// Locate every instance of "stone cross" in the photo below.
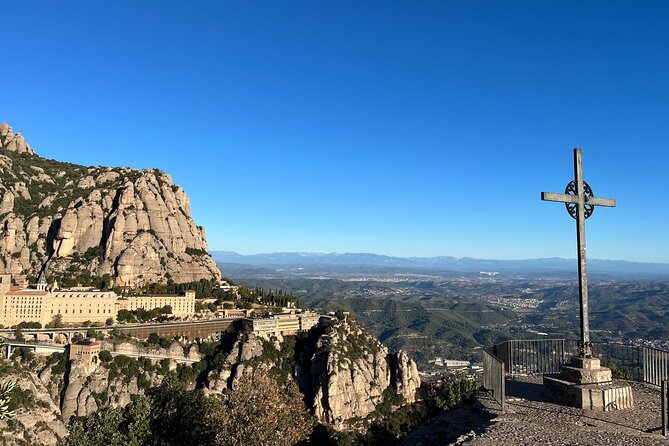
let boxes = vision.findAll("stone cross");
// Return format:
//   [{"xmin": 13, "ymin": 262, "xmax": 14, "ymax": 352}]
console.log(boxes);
[{"xmin": 541, "ymin": 148, "xmax": 616, "ymax": 358}]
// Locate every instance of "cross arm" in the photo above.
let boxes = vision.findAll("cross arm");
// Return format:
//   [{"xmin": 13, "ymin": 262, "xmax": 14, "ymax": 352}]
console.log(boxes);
[
  {"xmin": 586, "ymin": 197, "xmax": 616, "ymax": 207},
  {"xmin": 541, "ymin": 192, "xmax": 616, "ymax": 207},
  {"xmin": 541, "ymin": 192, "xmax": 578, "ymax": 204}
]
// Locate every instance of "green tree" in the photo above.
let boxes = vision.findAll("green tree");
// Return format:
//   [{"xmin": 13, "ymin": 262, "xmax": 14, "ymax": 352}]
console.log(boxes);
[
  {"xmin": 117, "ymin": 310, "xmax": 136, "ymax": 323},
  {"xmin": 147, "ymin": 333, "xmax": 161, "ymax": 345},
  {"xmin": 146, "ymin": 379, "xmax": 217, "ymax": 446},
  {"xmin": 125, "ymin": 397, "xmax": 152, "ymax": 446},
  {"xmin": 99, "ymin": 350, "xmax": 113, "ymax": 363},
  {"xmin": 47, "ymin": 314, "xmax": 64, "ymax": 328},
  {"xmin": 61, "ymin": 407, "xmax": 126, "ymax": 446},
  {"xmin": 210, "ymin": 369, "xmax": 313, "ymax": 446}
]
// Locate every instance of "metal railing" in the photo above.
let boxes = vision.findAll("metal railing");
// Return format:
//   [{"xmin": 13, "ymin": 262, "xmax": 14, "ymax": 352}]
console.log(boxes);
[
  {"xmin": 482, "ymin": 348, "xmax": 505, "ymax": 411},
  {"xmin": 493, "ymin": 339, "xmax": 567, "ymax": 375},
  {"xmin": 492, "ymin": 338, "xmax": 669, "ymax": 386},
  {"xmin": 587, "ymin": 341, "xmax": 641, "ymax": 381},
  {"xmin": 643, "ymin": 347, "xmax": 669, "ymax": 387},
  {"xmin": 488, "ymin": 338, "xmax": 669, "ymax": 436},
  {"xmin": 662, "ymin": 380, "xmax": 668, "ymax": 437}
]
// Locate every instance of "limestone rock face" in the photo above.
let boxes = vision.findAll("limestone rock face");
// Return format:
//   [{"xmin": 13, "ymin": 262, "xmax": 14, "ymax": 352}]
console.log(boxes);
[
  {"xmin": 8, "ymin": 321, "xmax": 420, "ymax": 441},
  {"xmin": 306, "ymin": 320, "xmax": 390, "ymax": 428},
  {"xmin": 205, "ymin": 332, "xmax": 267, "ymax": 392},
  {"xmin": 297, "ymin": 318, "xmax": 422, "ymax": 430},
  {"xmin": 0, "ymin": 122, "xmax": 35, "ymax": 155},
  {"xmin": 0, "ymin": 371, "xmax": 67, "ymax": 446},
  {"xmin": 390, "ymin": 350, "xmax": 421, "ymax": 403},
  {"xmin": 0, "ymin": 122, "xmax": 220, "ymax": 286},
  {"xmin": 59, "ymin": 358, "xmax": 163, "ymax": 422},
  {"xmin": 200, "ymin": 320, "xmax": 421, "ymax": 430}
]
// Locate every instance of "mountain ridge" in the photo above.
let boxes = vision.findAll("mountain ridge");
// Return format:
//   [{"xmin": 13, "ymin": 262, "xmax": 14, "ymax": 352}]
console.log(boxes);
[{"xmin": 212, "ymin": 251, "xmax": 669, "ymax": 277}]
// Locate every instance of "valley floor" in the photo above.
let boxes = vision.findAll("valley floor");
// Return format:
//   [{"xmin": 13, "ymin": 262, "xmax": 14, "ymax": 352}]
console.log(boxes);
[{"xmin": 404, "ymin": 377, "xmax": 666, "ymax": 446}]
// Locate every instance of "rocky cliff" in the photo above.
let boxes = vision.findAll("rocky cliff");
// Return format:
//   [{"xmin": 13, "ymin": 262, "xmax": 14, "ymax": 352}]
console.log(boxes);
[
  {"xmin": 203, "ymin": 319, "xmax": 420, "ymax": 430},
  {"xmin": 0, "ymin": 318, "xmax": 421, "ymax": 444},
  {"xmin": 298, "ymin": 317, "xmax": 420, "ymax": 429},
  {"xmin": 0, "ymin": 122, "xmax": 220, "ymax": 286}
]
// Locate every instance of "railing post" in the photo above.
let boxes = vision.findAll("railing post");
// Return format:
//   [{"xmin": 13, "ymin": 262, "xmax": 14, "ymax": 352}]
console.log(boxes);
[
  {"xmin": 643, "ymin": 347, "xmax": 647, "ymax": 384},
  {"xmin": 509, "ymin": 341, "xmax": 513, "ymax": 375},
  {"xmin": 500, "ymin": 361, "xmax": 506, "ymax": 412},
  {"xmin": 662, "ymin": 380, "xmax": 668, "ymax": 437}
]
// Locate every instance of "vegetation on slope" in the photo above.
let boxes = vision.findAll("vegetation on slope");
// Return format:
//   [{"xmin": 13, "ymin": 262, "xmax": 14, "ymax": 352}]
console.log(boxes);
[{"xmin": 59, "ymin": 370, "xmax": 312, "ymax": 446}]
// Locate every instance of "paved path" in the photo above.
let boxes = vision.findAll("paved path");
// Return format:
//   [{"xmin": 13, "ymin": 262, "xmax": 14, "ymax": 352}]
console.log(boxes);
[{"xmin": 403, "ymin": 377, "xmax": 667, "ymax": 446}]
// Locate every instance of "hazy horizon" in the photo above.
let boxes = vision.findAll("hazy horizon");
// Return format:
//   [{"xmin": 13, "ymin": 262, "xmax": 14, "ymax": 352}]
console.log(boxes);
[{"xmin": 211, "ymin": 250, "xmax": 669, "ymax": 266}]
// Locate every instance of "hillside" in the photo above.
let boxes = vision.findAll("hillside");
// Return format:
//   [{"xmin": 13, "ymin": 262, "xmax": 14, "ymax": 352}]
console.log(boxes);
[
  {"xmin": 0, "ymin": 316, "xmax": 430, "ymax": 445},
  {"xmin": 0, "ymin": 123, "xmax": 220, "ymax": 286}
]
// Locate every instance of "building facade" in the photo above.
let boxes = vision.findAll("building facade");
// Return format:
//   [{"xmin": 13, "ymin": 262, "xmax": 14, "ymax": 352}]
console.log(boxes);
[
  {"xmin": 69, "ymin": 339, "xmax": 101, "ymax": 373},
  {"xmin": 0, "ymin": 275, "xmax": 196, "ymax": 327},
  {"xmin": 243, "ymin": 311, "xmax": 321, "ymax": 336},
  {"xmin": 117, "ymin": 290, "xmax": 195, "ymax": 318}
]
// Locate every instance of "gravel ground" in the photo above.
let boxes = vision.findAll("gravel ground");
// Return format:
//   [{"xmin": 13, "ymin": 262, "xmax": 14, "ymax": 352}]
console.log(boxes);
[{"xmin": 402, "ymin": 377, "xmax": 668, "ymax": 446}]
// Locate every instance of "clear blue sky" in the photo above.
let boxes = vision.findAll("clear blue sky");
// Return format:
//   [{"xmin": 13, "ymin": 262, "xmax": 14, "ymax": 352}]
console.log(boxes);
[{"xmin": 2, "ymin": 1, "xmax": 668, "ymax": 262}]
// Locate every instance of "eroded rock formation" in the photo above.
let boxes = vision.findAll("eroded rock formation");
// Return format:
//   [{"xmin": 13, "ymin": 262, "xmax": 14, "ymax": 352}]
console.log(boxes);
[
  {"xmin": 1, "ymin": 318, "xmax": 421, "ymax": 444},
  {"xmin": 0, "ymin": 122, "xmax": 220, "ymax": 286},
  {"xmin": 297, "ymin": 317, "xmax": 421, "ymax": 429}
]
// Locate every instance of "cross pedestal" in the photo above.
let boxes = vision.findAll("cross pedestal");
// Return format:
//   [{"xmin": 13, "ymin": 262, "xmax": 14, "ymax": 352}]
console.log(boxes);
[
  {"xmin": 543, "ymin": 356, "xmax": 634, "ymax": 411},
  {"xmin": 540, "ymin": 149, "xmax": 633, "ymax": 411}
]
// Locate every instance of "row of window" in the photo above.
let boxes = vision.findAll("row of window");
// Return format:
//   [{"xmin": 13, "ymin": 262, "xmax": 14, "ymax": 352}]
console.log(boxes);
[
  {"xmin": 52, "ymin": 293, "xmax": 114, "ymax": 298},
  {"xmin": 50, "ymin": 308, "xmax": 110, "ymax": 314}
]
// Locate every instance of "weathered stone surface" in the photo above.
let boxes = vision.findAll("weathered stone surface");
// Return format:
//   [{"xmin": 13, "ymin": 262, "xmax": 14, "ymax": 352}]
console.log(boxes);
[
  {"xmin": 391, "ymin": 350, "xmax": 421, "ymax": 403},
  {"xmin": 0, "ymin": 122, "xmax": 221, "ymax": 286},
  {"xmin": 544, "ymin": 374, "xmax": 634, "ymax": 411},
  {"xmin": 300, "ymin": 318, "xmax": 421, "ymax": 430},
  {"xmin": 59, "ymin": 357, "xmax": 163, "ymax": 421},
  {"xmin": 0, "ymin": 372, "xmax": 67, "ymax": 446},
  {"xmin": 558, "ymin": 356, "xmax": 612, "ymax": 384},
  {"xmin": 570, "ymin": 356, "xmax": 602, "ymax": 370},
  {"xmin": 560, "ymin": 365, "xmax": 612, "ymax": 384},
  {"xmin": 0, "ymin": 123, "xmax": 35, "ymax": 155}
]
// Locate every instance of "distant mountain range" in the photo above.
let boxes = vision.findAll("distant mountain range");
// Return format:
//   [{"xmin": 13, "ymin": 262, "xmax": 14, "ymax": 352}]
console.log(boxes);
[{"xmin": 211, "ymin": 251, "xmax": 669, "ymax": 278}]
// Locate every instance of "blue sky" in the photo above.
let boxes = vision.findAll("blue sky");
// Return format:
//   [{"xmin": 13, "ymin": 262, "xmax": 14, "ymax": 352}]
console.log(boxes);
[{"xmin": 2, "ymin": 1, "xmax": 668, "ymax": 262}]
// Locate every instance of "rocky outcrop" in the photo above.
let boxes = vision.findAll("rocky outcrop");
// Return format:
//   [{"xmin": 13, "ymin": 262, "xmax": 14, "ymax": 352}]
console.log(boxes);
[
  {"xmin": 390, "ymin": 350, "xmax": 421, "ymax": 403},
  {"xmin": 0, "ymin": 122, "xmax": 220, "ymax": 286},
  {"xmin": 201, "ymin": 319, "xmax": 421, "ymax": 430},
  {"xmin": 3, "ymin": 321, "xmax": 420, "ymax": 443},
  {"xmin": 0, "ymin": 122, "xmax": 35, "ymax": 155},
  {"xmin": 59, "ymin": 360, "xmax": 163, "ymax": 421},
  {"xmin": 296, "ymin": 317, "xmax": 421, "ymax": 429},
  {"xmin": 0, "ymin": 371, "xmax": 67, "ymax": 446},
  {"xmin": 98, "ymin": 340, "xmax": 202, "ymax": 363},
  {"xmin": 205, "ymin": 332, "xmax": 268, "ymax": 392}
]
